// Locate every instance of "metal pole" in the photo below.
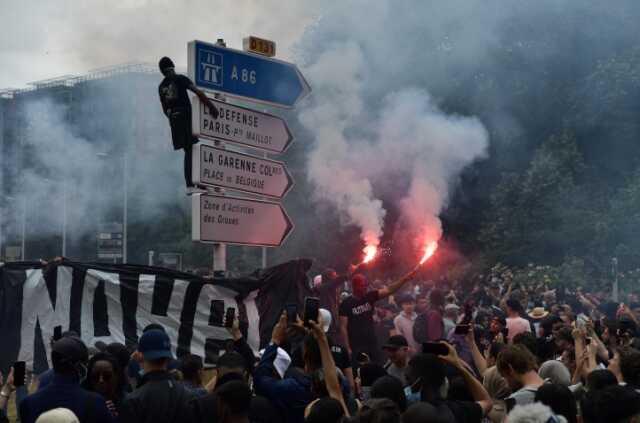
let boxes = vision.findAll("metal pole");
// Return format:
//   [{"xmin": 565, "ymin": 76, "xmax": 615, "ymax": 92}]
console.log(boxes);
[
  {"xmin": 20, "ymin": 132, "xmax": 25, "ymax": 261},
  {"xmin": 62, "ymin": 177, "xmax": 67, "ymax": 257},
  {"xmin": 210, "ymin": 38, "xmax": 228, "ymax": 276},
  {"xmin": 21, "ymin": 194, "xmax": 26, "ymax": 260},
  {"xmin": 123, "ymin": 152, "xmax": 128, "ymax": 264},
  {"xmin": 148, "ymin": 250, "xmax": 154, "ymax": 266}
]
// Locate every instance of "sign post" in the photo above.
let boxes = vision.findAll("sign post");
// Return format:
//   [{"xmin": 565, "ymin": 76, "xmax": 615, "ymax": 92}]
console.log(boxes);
[
  {"xmin": 191, "ymin": 94, "xmax": 293, "ymax": 153},
  {"xmin": 192, "ymin": 193, "xmax": 293, "ymax": 247},
  {"xmin": 188, "ymin": 40, "xmax": 310, "ymax": 108},
  {"xmin": 193, "ymin": 141, "xmax": 293, "ymax": 199}
]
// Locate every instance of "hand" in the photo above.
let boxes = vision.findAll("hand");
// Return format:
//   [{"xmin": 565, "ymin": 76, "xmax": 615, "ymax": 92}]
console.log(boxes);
[
  {"xmin": 207, "ymin": 101, "xmax": 219, "ymax": 119},
  {"xmin": 439, "ymin": 342, "xmax": 462, "ymax": 369},
  {"xmin": 307, "ymin": 320, "xmax": 328, "ymax": 345},
  {"xmin": 465, "ymin": 326, "xmax": 475, "ymax": 346},
  {"xmin": 226, "ymin": 317, "xmax": 242, "ymax": 341},
  {"xmin": 572, "ymin": 327, "xmax": 585, "ymax": 340},
  {"xmin": 106, "ymin": 400, "xmax": 118, "ymax": 417},
  {"xmin": 1, "ymin": 367, "xmax": 15, "ymax": 393},
  {"xmin": 495, "ymin": 333, "xmax": 505, "ymax": 344},
  {"xmin": 271, "ymin": 311, "xmax": 288, "ymax": 346}
]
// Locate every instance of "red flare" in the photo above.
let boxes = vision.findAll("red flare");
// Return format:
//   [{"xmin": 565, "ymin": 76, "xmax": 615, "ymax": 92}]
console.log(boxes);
[
  {"xmin": 363, "ymin": 245, "xmax": 378, "ymax": 264},
  {"xmin": 419, "ymin": 241, "xmax": 438, "ymax": 265}
]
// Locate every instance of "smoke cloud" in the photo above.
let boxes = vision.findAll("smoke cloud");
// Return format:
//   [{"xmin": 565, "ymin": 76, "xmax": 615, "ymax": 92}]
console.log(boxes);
[{"xmin": 297, "ymin": 5, "xmax": 489, "ymax": 254}]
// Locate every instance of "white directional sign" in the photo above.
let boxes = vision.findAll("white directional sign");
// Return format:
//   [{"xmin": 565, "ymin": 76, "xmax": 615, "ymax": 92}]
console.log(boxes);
[
  {"xmin": 193, "ymin": 142, "xmax": 294, "ymax": 199},
  {"xmin": 192, "ymin": 95, "xmax": 293, "ymax": 153},
  {"xmin": 192, "ymin": 193, "xmax": 294, "ymax": 247}
]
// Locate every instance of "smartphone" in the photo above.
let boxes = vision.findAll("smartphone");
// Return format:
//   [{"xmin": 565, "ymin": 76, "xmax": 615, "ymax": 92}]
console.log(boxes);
[
  {"xmin": 303, "ymin": 297, "xmax": 320, "ymax": 327},
  {"xmin": 224, "ymin": 307, "xmax": 235, "ymax": 329},
  {"xmin": 13, "ymin": 361, "xmax": 25, "ymax": 387},
  {"xmin": 53, "ymin": 325, "xmax": 63, "ymax": 341},
  {"xmin": 422, "ymin": 342, "xmax": 449, "ymax": 356},
  {"xmin": 454, "ymin": 324, "xmax": 470, "ymax": 335},
  {"xmin": 285, "ymin": 304, "xmax": 298, "ymax": 324}
]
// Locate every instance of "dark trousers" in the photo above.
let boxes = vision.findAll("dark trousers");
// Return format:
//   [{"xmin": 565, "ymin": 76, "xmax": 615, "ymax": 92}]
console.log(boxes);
[{"xmin": 184, "ymin": 142, "xmax": 193, "ymax": 187}]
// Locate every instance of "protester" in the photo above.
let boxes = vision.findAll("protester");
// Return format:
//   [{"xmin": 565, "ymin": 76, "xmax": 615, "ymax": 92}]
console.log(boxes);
[
  {"xmin": 19, "ymin": 337, "xmax": 112, "ymax": 423},
  {"xmin": 505, "ymin": 300, "xmax": 532, "ymax": 342},
  {"xmin": 178, "ymin": 354, "xmax": 207, "ymax": 398},
  {"xmin": 534, "ymin": 383, "xmax": 577, "ymax": 423},
  {"xmin": 496, "ymin": 344, "xmax": 545, "ymax": 411},
  {"xmin": 119, "ymin": 329, "xmax": 193, "ymax": 423},
  {"xmin": 393, "ymin": 295, "xmax": 420, "ymax": 354},
  {"xmin": 370, "ymin": 375, "xmax": 407, "ymax": 413},
  {"xmin": 339, "ymin": 269, "xmax": 417, "ymax": 365},
  {"xmin": 414, "ymin": 288, "xmax": 446, "ymax": 344},
  {"xmin": 313, "ymin": 268, "xmax": 353, "ymax": 344},
  {"xmin": 82, "ymin": 352, "xmax": 126, "ymax": 419},
  {"xmin": 382, "ymin": 335, "xmax": 410, "ymax": 386},
  {"xmin": 406, "ymin": 344, "xmax": 492, "ymax": 422},
  {"xmin": 157, "ymin": 56, "xmax": 218, "ymax": 193},
  {"xmin": 443, "ymin": 303, "xmax": 460, "ymax": 337}
]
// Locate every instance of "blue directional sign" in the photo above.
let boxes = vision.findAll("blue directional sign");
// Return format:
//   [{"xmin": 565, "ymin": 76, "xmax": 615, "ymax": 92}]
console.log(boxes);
[{"xmin": 188, "ymin": 40, "xmax": 311, "ymax": 108}]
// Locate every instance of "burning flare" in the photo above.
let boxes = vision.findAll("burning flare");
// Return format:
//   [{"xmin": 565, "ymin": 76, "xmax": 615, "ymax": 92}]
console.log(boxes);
[
  {"xmin": 362, "ymin": 245, "xmax": 378, "ymax": 264},
  {"xmin": 419, "ymin": 241, "xmax": 438, "ymax": 265}
]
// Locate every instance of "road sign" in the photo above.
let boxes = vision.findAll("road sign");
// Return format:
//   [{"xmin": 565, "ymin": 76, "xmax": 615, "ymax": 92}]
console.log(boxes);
[
  {"xmin": 188, "ymin": 40, "xmax": 310, "ymax": 108},
  {"xmin": 243, "ymin": 36, "xmax": 276, "ymax": 57},
  {"xmin": 192, "ymin": 193, "xmax": 294, "ymax": 247},
  {"xmin": 191, "ymin": 95, "xmax": 293, "ymax": 153},
  {"xmin": 193, "ymin": 142, "xmax": 294, "ymax": 199}
]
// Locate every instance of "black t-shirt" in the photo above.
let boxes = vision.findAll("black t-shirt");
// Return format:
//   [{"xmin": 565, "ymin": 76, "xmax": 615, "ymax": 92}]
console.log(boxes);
[
  {"xmin": 158, "ymin": 74, "xmax": 193, "ymax": 114},
  {"xmin": 339, "ymin": 291, "xmax": 380, "ymax": 349},
  {"xmin": 329, "ymin": 341, "xmax": 351, "ymax": 370}
]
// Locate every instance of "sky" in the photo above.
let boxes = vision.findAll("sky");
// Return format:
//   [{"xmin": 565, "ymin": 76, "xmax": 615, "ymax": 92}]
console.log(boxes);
[{"xmin": 0, "ymin": 0, "xmax": 321, "ymax": 89}]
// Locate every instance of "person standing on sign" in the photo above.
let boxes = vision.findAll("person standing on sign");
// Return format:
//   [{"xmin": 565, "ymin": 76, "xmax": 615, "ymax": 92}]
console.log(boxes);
[{"xmin": 158, "ymin": 56, "xmax": 219, "ymax": 194}]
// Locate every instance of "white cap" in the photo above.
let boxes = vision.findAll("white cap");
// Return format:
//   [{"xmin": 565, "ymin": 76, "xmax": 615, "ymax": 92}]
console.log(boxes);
[
  {"xmin": 258, "ymin": 347, "xmax": 292, "ymax": 379},
  {"xmin": 319, "ymin": 308, "xmax": 332, "ymax": 333},
  {"xmin": 36, "ymin": 408, "xmax": 80, "ymax": 423}
]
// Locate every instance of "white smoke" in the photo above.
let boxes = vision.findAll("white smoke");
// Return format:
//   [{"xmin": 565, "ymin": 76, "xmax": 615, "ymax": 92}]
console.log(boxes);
[{"xmin": 298, "ymin": 5, "xmax": 489, "ymax": 253}]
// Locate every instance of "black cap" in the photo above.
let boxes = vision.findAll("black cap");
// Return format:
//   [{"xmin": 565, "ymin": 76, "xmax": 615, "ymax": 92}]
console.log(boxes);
[
  {"xmin": 52, "ymin": 337, "xmax": 88, "ymax": 365},
  {"xmin": 382, "ymin": 335, "xmax": 408, "ymax": 350}
]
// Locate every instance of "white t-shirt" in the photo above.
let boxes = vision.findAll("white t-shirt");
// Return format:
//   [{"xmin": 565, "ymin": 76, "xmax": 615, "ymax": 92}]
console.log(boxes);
[{"xmin": 506, "ymin": 317, "xmax": 532, "ymax": 342}]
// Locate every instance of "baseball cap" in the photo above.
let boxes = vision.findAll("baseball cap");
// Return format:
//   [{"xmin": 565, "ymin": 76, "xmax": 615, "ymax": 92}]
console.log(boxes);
[
  {"xmin": 51, "ymin": 337, "xmax": 88, "ymax": 365},
  {"xmin": 319, "ymin": 308, "xmax": 332, "ymax": 333},
  {"xmin": 138, "ymin": 329, "xmax": 173, "ymax": 360},
  {"xmin": 382, "ymin": 335, "xmax": 408, "ymax": 350}
]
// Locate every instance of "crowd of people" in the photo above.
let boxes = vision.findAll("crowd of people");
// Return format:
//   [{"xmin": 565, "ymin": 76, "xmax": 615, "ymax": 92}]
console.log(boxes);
[{"xmin": 2, "ymin": 265, "xmax": 640, "ymax": 423}]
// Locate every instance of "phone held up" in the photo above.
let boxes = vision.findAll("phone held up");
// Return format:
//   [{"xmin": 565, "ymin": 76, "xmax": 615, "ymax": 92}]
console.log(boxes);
[
  {"xmin": 13, "ymin": 361, "xmax": 26, "ymax": 387},
  {"xmin": 422, "ymin": 342, "xmax": 449, "ymax": 356},
  {"xmin": 303, "ymin": 297, "xmax": 320, "ymax": 328}
]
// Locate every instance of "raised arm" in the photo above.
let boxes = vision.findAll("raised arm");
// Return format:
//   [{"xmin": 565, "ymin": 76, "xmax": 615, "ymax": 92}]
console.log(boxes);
[
  {"xmin": 440, "ymin": 342, "xmax": 493, "ymax": 416},
  {"xmin": 466, "ymin": 328, "xmax": 488, "ymax": 376},
  {"xmin": 378, "ymin": 268, "xmax": 418, "ymax": 300},
  {"xmin": 309, "ymin": 320, "xmax": 350, "ymax": 417},
  {"xmin": 188, "ymin": 84, "xmax": 219, "ymax": 119}
]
